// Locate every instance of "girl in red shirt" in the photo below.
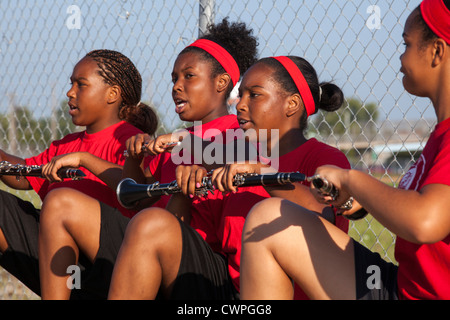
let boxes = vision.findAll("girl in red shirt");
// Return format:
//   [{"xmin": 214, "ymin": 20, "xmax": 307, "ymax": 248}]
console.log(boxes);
[
  {"xmin": 174, "ymin": 56, "xmax": 353, "ymax": 300},
  {"xmin": 108, "ymin": 54, "xmax": 353, "ymax": 300},
  {"xmin": 240, "ymin": 0, "xmax": 450, "ymax": 300},
  {"xmin": 40, "ymin": 19, "xmax": 259, "ymax": 300},
  {"xmin": 0, "ymin": 49, "xmax": 158, "ymax": 297},
  {"xmin": 107, "ymin": 20, "xmax": 260, "ymax": 300},
  {"xmin": 123, "ymin": 18, "xmax": 258, "ymax": 209}
]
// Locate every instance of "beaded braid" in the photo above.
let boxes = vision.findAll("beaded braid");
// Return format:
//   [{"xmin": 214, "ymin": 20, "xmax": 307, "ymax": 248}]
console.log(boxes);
[{"xmin": 85, "ymin": 49, "xmax": 158, "ymax": 136}]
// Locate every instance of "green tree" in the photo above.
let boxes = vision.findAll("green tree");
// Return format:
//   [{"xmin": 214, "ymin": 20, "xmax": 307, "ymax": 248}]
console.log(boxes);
[
  {"xmin": 0, "ymin": 106, "xmax": 40, "ymax": 154},
  {"xmin": 309, "ymin": 97, "xmax": 379, "ymax": 140}
]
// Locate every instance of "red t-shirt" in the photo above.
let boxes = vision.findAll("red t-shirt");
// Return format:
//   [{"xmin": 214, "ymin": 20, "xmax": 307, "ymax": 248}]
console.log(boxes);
[
  {"xmin": 25, "ymin": 121, "xmax": 142, "ymax": 218},
  {"xmin": 149, "ymin": 114, "xmax": 240, "ymax": 208},
  {"xmin": 190, "ymin": 138, "xmax": 351, "ymax": 294},
  {"xmin": 395, "ymin": 117, "xmax": 450, "ymax": 300}
]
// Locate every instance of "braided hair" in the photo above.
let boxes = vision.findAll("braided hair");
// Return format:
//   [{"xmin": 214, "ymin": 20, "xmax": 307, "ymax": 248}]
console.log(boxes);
[{"xmin": 85, "ymin": 49, "xmax": 158, "ymax": 136}]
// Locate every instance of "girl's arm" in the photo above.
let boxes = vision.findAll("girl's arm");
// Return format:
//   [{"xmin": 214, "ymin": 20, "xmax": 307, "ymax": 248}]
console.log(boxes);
[
  {"xmin": 122, "ymin": 133, "xmax": 163, "ymax": 208},
  {"xmin": 123, "ymin": 132, "xmax": 157, "ymax": 184},
  {"xmin": 0, "ymin": 150, "xmax": 32, "ymax": 190},
  {"xmin": 122, "ymin": 156, "xmax": 153, "ymax": 184},
  {"xmin": 315, "ymin": 166, "xmax": 450, "ymax": 244},
  {"xmin": 42, "ymin": 152, "xmax": 123, "ymax": 190},
  {"xmin": 122, "ymin": 156, "xmax": 161, "ymax": 210},
  {"xmin": 163, "ymin": 164, "xmax": 209, "ymax": 224},
  {"xmin": 165, "ymin": 193, "xmax": 193, "ymax": 224}
]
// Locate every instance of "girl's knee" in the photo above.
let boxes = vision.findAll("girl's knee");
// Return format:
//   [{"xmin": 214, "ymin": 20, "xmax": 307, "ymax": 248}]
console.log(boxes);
[
  {"xmin": 126, "ymin": 208, "xmax": 180, "ymax": 241},
  {"xmin": 43, "ymin": 187, "xmax": 83, "ymax": 206},
  {"xmin": 242, "ymin": 198, "xmax": 285, "ymax": 243},
  {"xmin": 40, "ymin": 188, "xmax": 98, "ymax": 228},
  {"xmin": 246, "ymin": 197, "xmax": 284, "ymax": 227},
  {"xmin": 243, "ymin": 197, "xmax": 317, "ymax": 244},
  {"xmin": 41, "ymin": 188, "xmax": 78, "ymax": 220}
]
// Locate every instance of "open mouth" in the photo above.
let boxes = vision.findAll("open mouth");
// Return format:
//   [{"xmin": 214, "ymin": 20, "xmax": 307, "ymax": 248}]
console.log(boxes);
[
  {"xmin": 174, "ymin": 98, "xmax": 187, "ymax": 113},
  {"xmin": 238, "ymin": 118, "xmax": 252, "ymax": 129},
  {"xmin": 68, "ymin": 102, "xmax": 79, "ymax": 113},
  {"xmin": 238, "ymin": 118, "xmax": 249, "ymax": 125}
]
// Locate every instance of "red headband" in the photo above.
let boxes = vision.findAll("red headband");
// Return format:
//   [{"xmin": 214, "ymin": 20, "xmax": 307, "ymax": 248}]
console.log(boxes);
[
  {"xmin": 420, "ymin": 0, "xmax": 450, "ymax": 45},
  {"xmin": 272, "ymin": 56, "xmax": 315, "ymax": 117},
  {"xmin": 188, "ymin": 39, "xmax": 240, "ymax": 86}
]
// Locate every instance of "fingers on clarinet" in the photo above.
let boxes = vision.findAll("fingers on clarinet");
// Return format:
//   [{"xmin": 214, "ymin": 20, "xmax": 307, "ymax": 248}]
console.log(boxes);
[{"xmin": 188, "ymin": 176, "xmax": 196, "ymax": 197}]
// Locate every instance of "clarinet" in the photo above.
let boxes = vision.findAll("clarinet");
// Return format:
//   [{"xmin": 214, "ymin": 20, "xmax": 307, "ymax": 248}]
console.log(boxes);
[
  {"xmin": 117, "ymin": 172, "xmax": 367, "ymax": 220},
  {"xmin": 0, "ymin": 161, "xmax": 86, "ymax": 180},
  {"xmin": 117, "ymin": 172, "xmax": 310, "ymax": 209},
  {"xmin": 308, "ymin": 174, "xmax": 368, "ymax": 220}
]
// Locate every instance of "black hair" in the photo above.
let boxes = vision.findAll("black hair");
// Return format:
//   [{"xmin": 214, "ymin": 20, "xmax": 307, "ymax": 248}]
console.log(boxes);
[
  {"xmin": 85, "ymin": 49, "xmax": 158, "ymax": 136},
  {"xmin": 413, "ymin": 1, "xmax": 450, "ymax": 47},
  {"xmin": 179, "ymin": 18, "xmax": 259, "ymax": 98},
  {"xmin": 258, "ymin": 56, "xmax": 344, "ymax": 130}
]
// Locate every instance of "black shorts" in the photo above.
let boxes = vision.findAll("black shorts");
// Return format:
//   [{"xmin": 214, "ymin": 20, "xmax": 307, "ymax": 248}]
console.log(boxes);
[
  {"xmin": 70, "ymin": 202, "xmax": 130, "ymax": 299},
  {"xmin": 0, "ymin": 190, "xmax": 130, "ymax": 299},
  {"xmin": 83, "ymin": 207, "xmax": 239, "ymax": 300},
  {"xmin": 0, "ymin": 190, "xmax": 41, "ymax": 295},
  {"xmin": 353, "ymin": 240, "xmax": 398, "ymax": 300},
  {"xmin": 80, "ymin": 209, "xmax": 239, "ymax": 300},
  {"xmin": 0, "ymin": 189, "xmax": 237, "ymax": 300},
  {"xmin": 170, "ymin": 217, "xmax": 239, "ymax": 300}
]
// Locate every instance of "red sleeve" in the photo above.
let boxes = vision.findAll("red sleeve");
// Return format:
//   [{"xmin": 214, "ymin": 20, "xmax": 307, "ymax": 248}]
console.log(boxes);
[
  {"xmin": 25, "ymin": 135, "xmax": 76, "ymax": 199},
  {"xmin": 148, "ymin": 154, "xmax": 162, "ymax": 180},
  {"xmin": 422, "ymin": 134, "xmax": 450, "ymax": 188},
  {"xmin": 25, "ymin": 123, "xmax": 143, "ymax": 217},
  {"xmin": 314, "ymin": 145, "xmax": 351, "ymax": 170}
]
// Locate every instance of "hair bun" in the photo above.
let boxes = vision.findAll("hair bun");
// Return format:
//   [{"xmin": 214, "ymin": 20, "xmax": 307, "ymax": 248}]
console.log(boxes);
[{"xmin": 318, "ymin": 82, "xmax": 344, "ymax": 112}]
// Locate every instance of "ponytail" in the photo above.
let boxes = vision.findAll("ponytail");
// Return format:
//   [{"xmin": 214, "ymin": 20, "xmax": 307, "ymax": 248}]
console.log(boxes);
[{"xmin": 119, "ymin": 102, "xmax": 159, "ymax": 137}]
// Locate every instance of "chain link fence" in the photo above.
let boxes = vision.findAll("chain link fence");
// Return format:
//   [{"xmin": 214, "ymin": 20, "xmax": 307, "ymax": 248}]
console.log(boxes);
[{"xmin": 0, "ymin": 0, "xmax": 434, "ymax": 299}]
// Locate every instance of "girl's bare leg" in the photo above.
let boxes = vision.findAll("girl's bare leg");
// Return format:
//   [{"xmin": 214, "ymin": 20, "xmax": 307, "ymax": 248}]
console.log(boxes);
[
  {"xmin": 240, "ymin": 197, "xmax": 356, "ymax": 300},
  {"xmin": 108, "ymin": 207, "xmax": 182, "ymax": 299},
  {"xmin": 39, "ymin": 188, "xmax": 102, "ymax": 300}
]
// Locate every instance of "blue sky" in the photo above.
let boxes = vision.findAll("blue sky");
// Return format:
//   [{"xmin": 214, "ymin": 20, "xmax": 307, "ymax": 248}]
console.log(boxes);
[{"xmin": 0, "ymin": 0, "xmax": 433, "ymax": 132}]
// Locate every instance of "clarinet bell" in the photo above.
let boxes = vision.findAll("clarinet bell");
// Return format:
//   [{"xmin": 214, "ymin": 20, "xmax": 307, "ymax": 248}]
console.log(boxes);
[{"xmin": 116, "ymin": 178, "xmax": 145, "ymax": 209}]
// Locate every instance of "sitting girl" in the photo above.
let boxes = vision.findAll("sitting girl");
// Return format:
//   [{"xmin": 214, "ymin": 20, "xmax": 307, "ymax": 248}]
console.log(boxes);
[
  {"xmin": 108, "ymin": 55, "xmax": 353, "ymax": 299},
  {"xmin": 240, "ymin": 0, "xmax": 450, "ymax": 300}
]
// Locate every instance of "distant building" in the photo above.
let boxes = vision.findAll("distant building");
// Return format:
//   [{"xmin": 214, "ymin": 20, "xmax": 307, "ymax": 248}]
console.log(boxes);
[{"xmin": 326, "ymin": 118, "xmax": 435, "ymax": 176}]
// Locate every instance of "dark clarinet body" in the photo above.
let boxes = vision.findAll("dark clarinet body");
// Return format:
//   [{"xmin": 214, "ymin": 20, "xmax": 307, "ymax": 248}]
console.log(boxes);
[
  {"xmin": 233, "ymin": 172, "xmax": 307, "ymax": 187},
  {"xmin": 116, "ymin": 172, "xmax": 308, "ymax": 209},
  {"xmin": 0, "ymin": 161, "xmax": 86, "ymax": 180},
  {"xmin": 116, "ymin": 172, "xmax": 366, "ymax": 220}
]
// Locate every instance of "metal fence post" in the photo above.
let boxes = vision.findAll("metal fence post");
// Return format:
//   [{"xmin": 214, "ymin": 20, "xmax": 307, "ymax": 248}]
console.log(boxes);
[
  {"xmin": 199, "ymin": 0, "xmax": 215, "ymax": 37},
  {"xmin": 7, "ymin": 94, "xmax": 17, "ymax": 155}
]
